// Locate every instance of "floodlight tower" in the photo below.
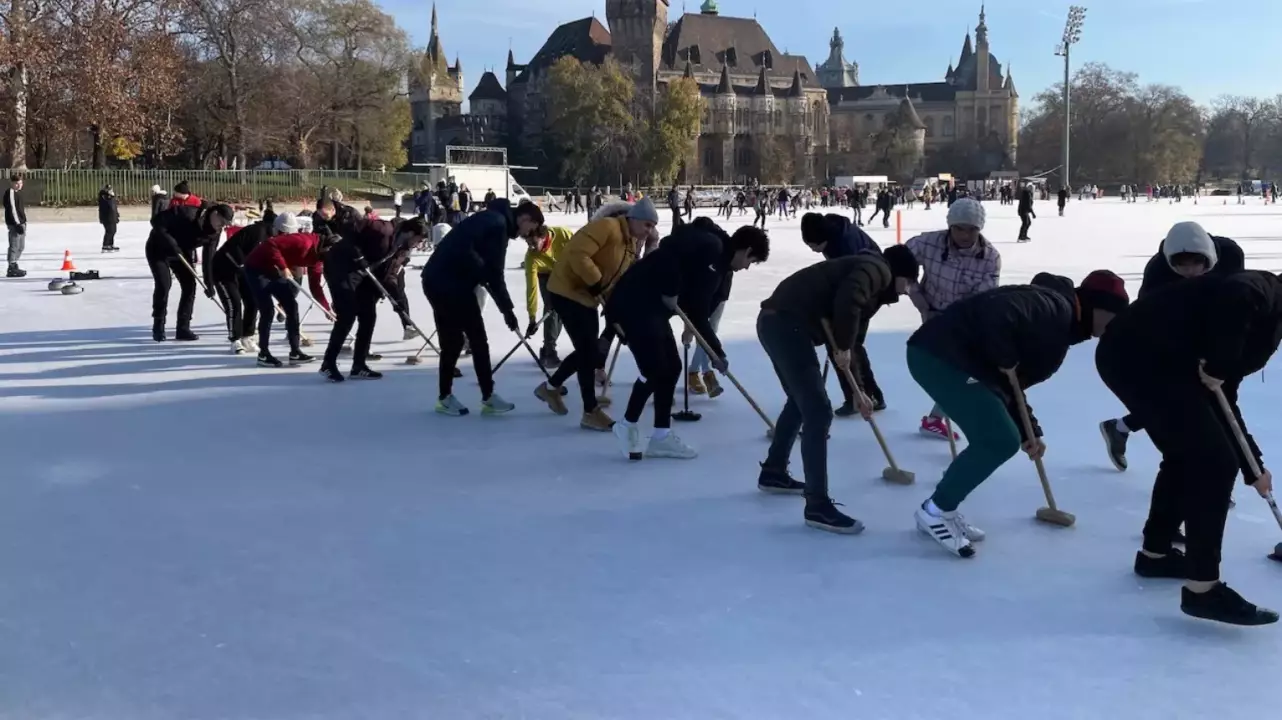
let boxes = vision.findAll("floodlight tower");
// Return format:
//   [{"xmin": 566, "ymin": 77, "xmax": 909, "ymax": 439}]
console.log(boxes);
[{"xmin": 1054, "ymin": 5, "xmax": 1086, "ymax": 190}]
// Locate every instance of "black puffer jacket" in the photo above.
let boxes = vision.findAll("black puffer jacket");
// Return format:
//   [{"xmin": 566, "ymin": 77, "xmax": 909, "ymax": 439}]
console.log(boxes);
[
  {"xmin": 1097, "ymin": 270, "xmax": 1282, "ymax": 478},
  {"xmin": 420, "ymin": 198, "xmax": 516, "ymax": 313},
  {"xmin": 213, "ymin": 220, "xmax": 271, "ymax": 281},
  {"xmin": 147, "ymin": 204, "xmax": 223, "ymax": 287},
  {"xmin": 325, "ymin": 218, "xmax": 402, "ymax": 292},
  {"xmin": 760, "ymin": 253, "xmax": 893, "ymax": 353},
  {"xmin": 97, "ymin": 190, "xmax": 118, "ymax": 226},
  {"xmin": 1138, "ymin": 235, "xmax": 1245, "ymax": 301},
  {"xmin": 909, "ymin": 273, "xmax": 1090, "ymax": 439},
  {"xmin": 606, "ymin": 216, "xmax": 728, "ymax": 357}
]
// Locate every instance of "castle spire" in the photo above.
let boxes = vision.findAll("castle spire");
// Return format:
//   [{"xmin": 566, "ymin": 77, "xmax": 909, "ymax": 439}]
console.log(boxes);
[
  {"xmin": 716, "ymin": 63, "xmax": 733, "ymax": 94},
  {"xmin": 431, "ymin": 2, "xmax": 438, "ymax": 35},
  {"xmin": 976, "ymin": 3, "xmax": 988, "ymax": 45}
]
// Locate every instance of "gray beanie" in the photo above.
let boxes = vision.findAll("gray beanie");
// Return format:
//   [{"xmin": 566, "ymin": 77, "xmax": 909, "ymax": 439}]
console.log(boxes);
[
  {"xmin": 946, "ymin": 197, "xmax": 986, "ymax": 230},
  {"xmin": 1162, "ymin": 221, "xmax": 1217, "ymax": 269},
  {"xmin": 628, "ymin": 197, "xmax": 660, "ymax": 224}
]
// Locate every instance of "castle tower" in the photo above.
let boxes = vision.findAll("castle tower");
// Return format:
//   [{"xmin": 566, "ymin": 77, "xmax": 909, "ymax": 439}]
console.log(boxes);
[
  {"xmin": 605, "ymin": 0, "xmax": 669, "ymax": 102},
  {"xmin": 410, "ymin": 2, "xmax": 464, "ymax": 162},
  {"xmin": 975, "ymin": 4, "xmax": 990, "ymax": 93}
]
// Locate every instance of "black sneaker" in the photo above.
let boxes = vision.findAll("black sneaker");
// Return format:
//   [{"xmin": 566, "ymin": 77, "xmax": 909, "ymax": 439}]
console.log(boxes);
[
  {"xmin": 152, "ymin": 324, "xmax": 165, "ymax": 342},
  {"xmin": 1174, "ymin": 527, "xmax": 1186, "ymax": 545},
  {"xmin": 453, "ymin": 367, "xmax": 464, "ymax": 378},
  {"xmin": 871, "ymin": 397, "xmax": 887, "ymax": 412},
  {"xmin": 366, "ymin": 352, "xmax": 383, "ymax": 361},
  {"xmin": 803, "ymin": 497, "xmax": 864, "ymax": 535},
  {"xmin": 174, "ymin": 327, "xmax": 199, "ymax": 341},
  {"xmin": 1099, "ymin": 419, "xmax": 1129, "ymax": 471},
  {"xmin": 757, "ymin": 463, "xmax": 805, "ymax": 495},
  {"xmin": 350, "ymin": 366, "xmax": 383, "ymax": 379},
  {"xmin": 1134, "ymin": 548, "xmax": 1187, "ymax": 579},
  {"xmin": 257, "ymin": 351, "xmax": 283, "ymax": 368},
  {"xmin": 834, "ymin": 400, "xmax": 856, "ymax": 418},
  {"xmin": 289, "ymin": 350, "xmax": 315, "ymax": 366},
  {"xmin": 541, "ymin": 349, "xmax": 562, "ymax": 369},
  {"xmin": 1181, "ymin": 583, "xmax": 1279, "ymax": 626},
  {"xmin": 319, "ymin": 365, "xmax": 344, "ymax": 383}
]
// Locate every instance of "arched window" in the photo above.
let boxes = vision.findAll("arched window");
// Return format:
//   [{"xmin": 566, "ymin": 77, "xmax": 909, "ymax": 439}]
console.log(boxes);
[{"xmin": 943, "ymin": 115, "xmax": 955, "ymax": 137}]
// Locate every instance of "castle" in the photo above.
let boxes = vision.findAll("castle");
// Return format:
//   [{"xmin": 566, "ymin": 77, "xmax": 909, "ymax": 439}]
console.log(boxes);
[{"xmin": 410, "ymin": 2, "xmax": 1018, "ymax": 183}]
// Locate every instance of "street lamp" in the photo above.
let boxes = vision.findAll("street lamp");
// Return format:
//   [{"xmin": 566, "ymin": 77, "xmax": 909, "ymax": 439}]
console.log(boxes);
[{"xmin": 1054, "ymin": 5, "xmax": 1085, "ymax": 190}]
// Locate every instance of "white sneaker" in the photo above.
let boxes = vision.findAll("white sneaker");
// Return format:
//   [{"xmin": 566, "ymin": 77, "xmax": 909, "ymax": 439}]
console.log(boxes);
[
  {"xmin": 613, "ymin": 421, "xmax": 644, "ymax": 460},
  {"xmin": 230, "ymin": 339, "xmax": 245, "ymax": 355},
  {"xmin": 915, "ymin": 503, "xmax": 976, "ymax": 558},
  {"xmin": 645, "ymin": 431, "xmax": 698, "ymax": 459},
  {"xmin": 435, "ymin": 395, "xmax": 469, "ymax": 416},
  {"xmin": 953, "ymin": 511, "xmax": 986, "ymax": 542},
  {"xmin": 240, "ymin": 337, "xmax": 258, "ymax": 352},
  {"xmin": 481, "ymin": 393, "xmax": 515, "ymax": 415},
  {"xmin": 403, "ymin": 326, "xmax": 421, "ymax": 340}
]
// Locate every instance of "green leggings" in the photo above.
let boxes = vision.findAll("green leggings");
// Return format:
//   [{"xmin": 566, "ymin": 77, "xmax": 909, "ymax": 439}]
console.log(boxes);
[{"xmin": 906, "ymin": 345, "xmax": 1021, "ymax": 512}]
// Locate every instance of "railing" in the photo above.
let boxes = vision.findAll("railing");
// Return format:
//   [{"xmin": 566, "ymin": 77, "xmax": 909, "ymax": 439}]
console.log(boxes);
[{"xmin": 19, "ymin": 169, "xmax": 445, "ymax": 207}]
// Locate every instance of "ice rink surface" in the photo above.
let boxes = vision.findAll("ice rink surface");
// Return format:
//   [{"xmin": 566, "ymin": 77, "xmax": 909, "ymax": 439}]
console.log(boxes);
[{"xmin": 1, "ymin": 197, "xmax": 1280, "ymax": 719}]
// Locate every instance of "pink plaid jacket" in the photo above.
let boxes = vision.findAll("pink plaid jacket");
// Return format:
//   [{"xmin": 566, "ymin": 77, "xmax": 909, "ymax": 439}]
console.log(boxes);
[{"xmin": 905, "ymin": 230, "xmax": 1002, "ymax": 313}]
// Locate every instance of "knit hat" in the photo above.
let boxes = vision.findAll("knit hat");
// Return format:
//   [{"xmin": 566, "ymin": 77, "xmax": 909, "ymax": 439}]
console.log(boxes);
[
  {"xmin": 174, "ymin": 180, "xmax": 191, "ymax": 196},
  {"xmin": 800, "ymin": 212, "xmax": 825, "ymax": 243},
  {"xmin": 627, "ymin": 197, "xmax": 660, "ymax": 224},
  {"xmin": 946, "ymin": 197, "xmax": 986, "ymax": 230},
  {"xmin": 882, "ymin": 244, "xmax": 920, "ymax": 283},
  {"xmin": 1162, "ymin": 221, "xmax": 1217, "ymax": 269},
  {"xmin": 1076, "ymin": 270, "xmax": 1130, "ymax": 315},
  {"xmin": 274, "ymin": 212, "xmax": 300, "ymax": 234},
  {"xmin": 151, "ymin": 184, "xmax": 165, "ymax": 195}
]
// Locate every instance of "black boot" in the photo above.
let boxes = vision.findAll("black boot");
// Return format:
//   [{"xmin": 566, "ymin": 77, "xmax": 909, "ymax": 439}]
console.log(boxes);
[
  {"xmin": 803, "ymin": 497, "xmax": 864, "ymax": 535},
  {"xmin": 175, "ymin": 326, "xmax": 199, "ymax": 341},
  {"xmin": 833, "ymin": 400, "xmax": 857, "ymax": 418},
  {"xmin": 757, "ymin": 463, "xmax": 805, "ymax": 495},
  {"xmin": 1181, "ymin": 583, "xmax": 1279, "ymax": 626},
  {"xmin": 152, "ymin": 320, "xmax": 165, "ymax": 342},
  {"xmin": 6, "ymin": 263, "xmax": 26, "ymax": 278},
  {"xmin": 1134, "ymin": 548, "xmax": 1186, "ymax": 579}
]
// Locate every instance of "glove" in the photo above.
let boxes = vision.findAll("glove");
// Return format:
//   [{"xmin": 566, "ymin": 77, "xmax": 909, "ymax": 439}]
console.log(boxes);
[
  {"xmin": 525, "ymin": 320, "xmax": 539, "ymax": 338},
  {"xmin": 711, "ymin": 354, "xmax": 729, "ymax": 374},
  {"xmin": 661, "ymin": 295, "xmax": 679, "ymax": 311},
  {"xmin": 204, "ymin": 285, "xmax": 216, "ymax": 299},
  {"xmin": 503, "ymin": 308, "xmax": 519, "ymax": 332}
]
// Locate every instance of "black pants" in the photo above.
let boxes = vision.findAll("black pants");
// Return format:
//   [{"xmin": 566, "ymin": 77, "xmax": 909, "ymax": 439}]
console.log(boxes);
[
  {"xmin": 390, "ymin": 271, "xmax": 411, "ymax": 328},
  {"xmin": 102, "ymin": 223, "xmax": 116, "ymax": 249},
  {"xmin": 1120, "ymin": 412, "xmax": 1143, "ymax": 432},
  {"xmin": 247, "ymin": 269, "xmax": 301, "ymax": 353},
  {"xmin": 324, "ymin": 279, "xmax": 379, "ymax": 369},
  {"xmin": 670, "ymin": 207, "xmax": 683, "ymax": 226},
  {"xmin": 760, "ymin": 310, "xmax": 832, "ymax": 500},
  {"xmin": 1018, "ymin": 213, "xmax": 1032, "ymax": 239},
  {"xmin": 427, "ymin": 287, "xmax": 493, "ymax": 400},
  {"xmin": 214, "ymin": 271, "xmax": 257, "ymax": 341},
  {"xmin": 614, "ymin": 313, "xmax": 680, "ymax": 430},
  {"xmin": 1099, "ymin": 362, "xmax": 1239, "ymax": 582},
  {"xmin": 547, "ymin": 293, "xmax": 602, "ymax": 412},
  {"xmin": 147, "ymin": 247, "xmax": 196, "ymax": 329},
  {"xmin": 831, "ymin": 337, "xmax": 882, "ymax": 406},
  {"xmin": 853, "ymin": 204, "xmax": 863, "ymax": 224}
]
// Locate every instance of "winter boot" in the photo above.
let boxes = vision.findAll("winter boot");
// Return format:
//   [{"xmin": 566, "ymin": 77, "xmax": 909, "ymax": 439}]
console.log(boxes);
[
  {"xmin": 1099, "ymin": 419, "xmax": 1129, "ymax": 471},
  {"xmin": 645, "ymin": 430, "xmax": 698, "ymax": 459},
  {"xmin": 1134, "ymin": 548, "xmax": 1187, "ymax": 579},
  {"xmin": 257, "ymin": 350, "xmax": 283, "ymax": 368},
  {"xmin": 915, "ymin": 501, "xmax": 975, "ymax": 557},
  {"xmin": 534, "ymin": 382, "xmax": 568, "ymax": 415},
  {"xmin": 1181, "ymin": 583, "xmax": 1279, "ymax": 626},
  {"xmin": 435, "ymin": 395, "xmax": 469, "ymax": 416},
  {"xmin": 6, "ymin": 263, "xmax": 26, "ymax": 278},
  {"xmin": 612, "ymin": 420, "xmax": 644, "ymax": 460},
  {"xmin": 152, "ymin": 321, "xmax": 166, "ymax": 342},
  {"xmin": 349, "ymin": 366, "xmax": 383, "ymax": 380},
  {"xmin": 540, "ymin": 347, "xmax": 562, "ymax": 369},
  {"xmin": 804, "ymin": 497, "xmax": 864, "ymax": 535},
  {"xmin": 319, "ymin": 365, "xmax": 345, "ymax": 383},
  {"xmin": 757, "ymin": 464, "xmax": 805, "ymax": 495},
  {"xmin": 175, "ymin": 327, "xmax": 199, "ymax": 342},
  {"xmin": 920, "ymin": 415, "xmax": 960, "ymax": 442},
  {"xmin": 580, "ymin": 406, "xmax": 614, "ymax": 432},
  {"xmin": 481, "ymin": 393, "xmax": 515, "ymax": 415},
  {"xmin": 701, "ymin": 371, "xmax": 723, "ymax": 398},
  {"xmin": 686, "ymin": 371, "xmax": 707, "ymax": 395},
  {"xmin": 288, "ymin": 350, "xmax": 315, "ymax": 366}
]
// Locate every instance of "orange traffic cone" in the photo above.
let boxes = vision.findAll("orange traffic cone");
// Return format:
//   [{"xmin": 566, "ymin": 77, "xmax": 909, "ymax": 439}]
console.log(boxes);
[{"xmin": 60, "ymin": 250, "xmax": 76, "ymax": 272}]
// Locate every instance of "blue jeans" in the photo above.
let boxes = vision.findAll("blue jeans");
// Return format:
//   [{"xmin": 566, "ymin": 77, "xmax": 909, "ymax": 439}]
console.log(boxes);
[
  {"xmin": 690, "ymin": 302, "xmax": 726, "ymax": 372},
  {"xmin": 758, "ymin": 309, "xmax": 832, "ymax": 500}
]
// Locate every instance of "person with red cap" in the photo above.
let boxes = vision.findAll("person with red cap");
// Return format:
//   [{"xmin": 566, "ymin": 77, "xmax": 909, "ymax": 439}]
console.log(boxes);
[
  {"xmin": 904, "ymin": 270, "xmax": 1127, "ymax": 558},
  {"xmin": 1096, "ymin": 269, "xmax": 1281, "ymax": 626}
]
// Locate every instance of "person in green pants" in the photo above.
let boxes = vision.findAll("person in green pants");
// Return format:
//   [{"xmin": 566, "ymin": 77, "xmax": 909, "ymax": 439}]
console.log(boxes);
[{"xmin": 905, "ymin": 270, "xmax": 1130, "ymax": 557}]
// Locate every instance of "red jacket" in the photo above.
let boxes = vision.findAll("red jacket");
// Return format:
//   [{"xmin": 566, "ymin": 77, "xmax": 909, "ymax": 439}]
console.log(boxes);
[
  {"xmin": 169, "ymin": 194, "xmax": 203, "ymax": 209},
  {"xmin": 244, "ymin": 232, "xmax": 330, "ymax": 311}
]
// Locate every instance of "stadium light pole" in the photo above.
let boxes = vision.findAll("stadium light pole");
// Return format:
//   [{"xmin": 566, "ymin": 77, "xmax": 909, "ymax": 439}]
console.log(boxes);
[{"xmin": 1054, "ymin": 6, "xmax": 1086, "ymax": 190}]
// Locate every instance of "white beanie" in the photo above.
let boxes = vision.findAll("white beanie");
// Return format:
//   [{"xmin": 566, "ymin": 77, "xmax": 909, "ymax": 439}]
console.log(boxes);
[
  {"xmin": 274, "ymin": 212, "xmax": 300, "ymax": 234},
  {"xmin": 946, "ymin": 197, "xmax": 986, "ymax": 230},
  {"xmin": 151, "ymin": 184, "xmax": 165, "ymax": 195},
  {"xmin": 1162, "ymin": 221, "xmax": 1217, "ymax": 268},
  {"xmin": 431, "ymin": 223, "xmax": 451, "ymax": 245}
]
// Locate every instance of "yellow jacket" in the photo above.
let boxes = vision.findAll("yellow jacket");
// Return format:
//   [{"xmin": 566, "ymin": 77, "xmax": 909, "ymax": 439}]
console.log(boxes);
[
  {"xmin": 547, "ymin": 216, "xmax": 636, "ymax": 309},
  {"xmin": 525, "ymin": 226, "xmax": 572, "ymax": 320}
]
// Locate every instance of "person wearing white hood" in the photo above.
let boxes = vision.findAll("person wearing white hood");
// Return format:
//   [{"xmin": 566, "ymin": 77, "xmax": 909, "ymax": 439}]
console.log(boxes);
[
  {"xmin": 150, "ymin": 184, "xmax": 168, "ymax": 219},
  {"xmin": 1099, "ymin": 221, "xmax": 1245, "ymax": 471}
]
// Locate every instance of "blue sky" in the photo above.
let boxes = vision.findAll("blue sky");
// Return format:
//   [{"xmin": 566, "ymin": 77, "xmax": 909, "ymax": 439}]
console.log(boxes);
[{"xmin": 392, "ymin": 0, "xmax": 1277, "ymax": 110}]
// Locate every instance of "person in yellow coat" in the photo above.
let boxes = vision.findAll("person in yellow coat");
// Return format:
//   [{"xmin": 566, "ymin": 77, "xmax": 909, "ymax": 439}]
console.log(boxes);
[
  {"xmin": 536, "ymin": 198, "xmax": 659, "ymax": 431},
  {"xmin": 524, "ymin": 225, "xmax": 572, "ymax": 368}
]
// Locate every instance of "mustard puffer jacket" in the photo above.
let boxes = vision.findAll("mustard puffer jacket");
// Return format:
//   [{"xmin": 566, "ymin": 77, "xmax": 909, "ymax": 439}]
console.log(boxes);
[{"xmin": 547, "ymin": 216, "xmax": 636, "ymax": 309}]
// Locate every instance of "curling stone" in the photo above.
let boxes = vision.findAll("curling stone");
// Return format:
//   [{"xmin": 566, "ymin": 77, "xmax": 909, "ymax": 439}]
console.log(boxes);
[
  {"xmin": 61, "ymin": 281, "xmax": 84, "ymax": 295},
  {"xmin": 48, "ymin": 278, "xmax": 70, "ymax": 291}
]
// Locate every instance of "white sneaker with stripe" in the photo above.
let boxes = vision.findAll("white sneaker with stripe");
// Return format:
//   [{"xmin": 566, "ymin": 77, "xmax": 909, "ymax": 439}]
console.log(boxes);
[{"xmin": 915, "ymin": 502, "xmax": 976, "ymax": 558}]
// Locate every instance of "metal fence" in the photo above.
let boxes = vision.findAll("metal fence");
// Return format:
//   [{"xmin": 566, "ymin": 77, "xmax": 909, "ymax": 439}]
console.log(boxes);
[{"xmin": 19, "ymin": 169, "xmax": 446, "ymax": 207}]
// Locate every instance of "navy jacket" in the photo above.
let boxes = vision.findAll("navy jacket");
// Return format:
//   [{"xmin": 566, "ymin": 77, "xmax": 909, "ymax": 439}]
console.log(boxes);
[
  {"xmin": 421, "ymin": 199, "xmax": 516, "ymax": 314},
  {"xmin": 1138, "ymin": 235, "xmax": 1245, "ymax": 301},
  {"xmin": 821, "ymin": 215, "xmax": 879, "ymax": 260}
]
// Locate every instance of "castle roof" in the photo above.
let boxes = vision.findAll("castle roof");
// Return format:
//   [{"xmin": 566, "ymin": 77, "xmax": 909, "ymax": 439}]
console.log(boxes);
[
  {"xmin": 895, "ymin": 95, "xmax": 927, "ymax": 129},
  {"xmin": 660, "ymin": 12, "xmax": 817, "ymax": 89},
  {"xmin": 512, "ymin": 17, "xmax": 612, "ymax": 84},
  {"xmin": 469, "ymin": 71, "xmax": 507, "ymax": 102},
  {"xmin": 828, "ymin": 82, "xmax": 958, "ymax": 105}
]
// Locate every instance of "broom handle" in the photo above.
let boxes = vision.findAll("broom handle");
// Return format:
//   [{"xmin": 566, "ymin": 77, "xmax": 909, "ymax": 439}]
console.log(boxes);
[
  {"xmin": 682, "ymin": 341, "xmax": 692, "ymax": 412},
  {"xmin": 175, "ymin": 253, "xmax": 225, "ymax": 314},
  {"xmin": 1005, "ymin": 371, "xmax": 1059, "ymax": 511},
  {"xmin": 600, "ymin": 333, "xmax": 622, "ymax": 398},
  {"xmin": 819, "ymin": 319, "xmax": 901, "ymax": 472},
  {"xmin": 1209, "ymin": 384, "xmax": 1281, "ymax": 529},
  {"xmin": 673, "ymin": 307, "xmax": 775, "ymax": 431},
  {"xmin": 363, "ymin": 269, "xmax": 439, "ymax": 354}
]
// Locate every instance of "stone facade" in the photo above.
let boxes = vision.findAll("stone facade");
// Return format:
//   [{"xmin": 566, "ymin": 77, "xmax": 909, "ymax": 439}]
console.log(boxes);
[
  {"xmin": 825, "ymin": 8, "xmax": 1018, "ymax": 177},
  {"xmin": 408, "ymin": 3, "xmax": 464, "ymax": 164}
]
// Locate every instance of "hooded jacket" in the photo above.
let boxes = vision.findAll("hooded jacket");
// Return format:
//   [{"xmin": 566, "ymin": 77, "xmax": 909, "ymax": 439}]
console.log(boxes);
[
  {"xmin": 547, "ymin": 215, "xmax": 636, "ymax": 309},
  {"xmin": 908, "ymin": 273, "xmax": 1090, "ymax": 439},
  {"xmin": 420, "ymin": 198, "xmax": 516, "ymax": 314},
  {"xmin": 760, "ymin": 253, "xmax": 894, "ymax": 354},
  {"xmin": 244, "ymin": 232, "xmax": 330, "ymax": 311},
  {"xmin": 1138, "ymin": 233, "xmax": 1245, "ymax": 301},
  {"xmin": 605, "ymin": 217, "xmax": 729, "ymax": 358},
  {"xmin": 1096, "ymin": 270, "xmax": 1282, "ymax": 480},
  {"xmin": 97, "ymin": 189, "xmax": 119, "ymax": 226}
]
